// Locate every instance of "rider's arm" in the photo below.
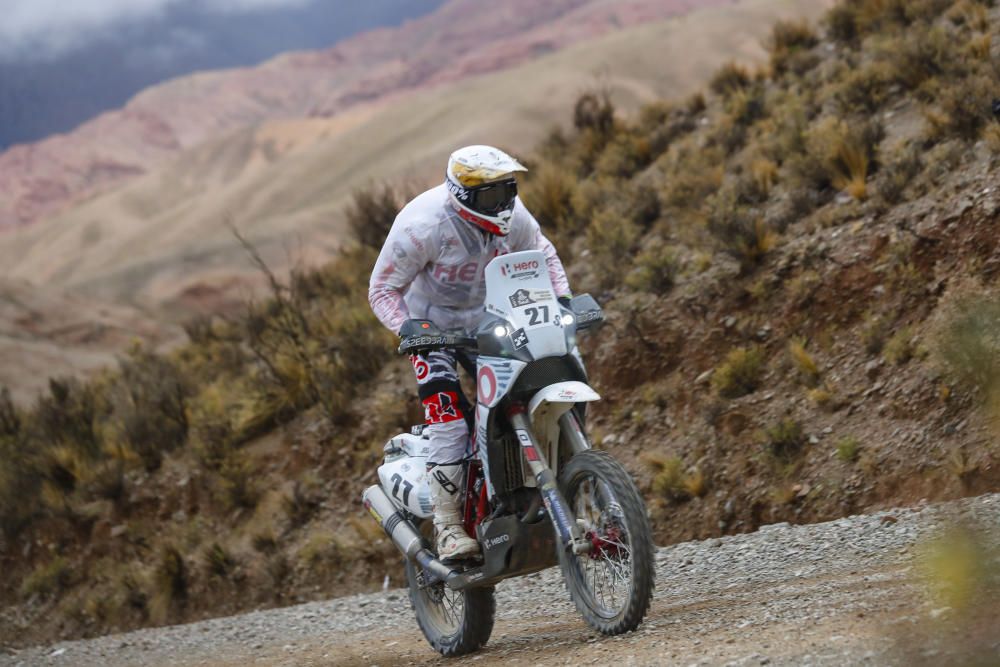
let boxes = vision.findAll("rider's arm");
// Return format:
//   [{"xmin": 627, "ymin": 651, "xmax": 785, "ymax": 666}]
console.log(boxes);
[
  {"xmin": 368, "ymin": 216, "xmax": 433, "ymax": 334},
  {"xmin": 509, "ymin": 197, "xmax": 572, "ymax": 298}
]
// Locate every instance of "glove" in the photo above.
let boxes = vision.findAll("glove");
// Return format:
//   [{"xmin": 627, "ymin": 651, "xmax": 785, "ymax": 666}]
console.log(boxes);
[{"xmin": 398, "ymin": 319, "xmax": 440, "ymax": 338}]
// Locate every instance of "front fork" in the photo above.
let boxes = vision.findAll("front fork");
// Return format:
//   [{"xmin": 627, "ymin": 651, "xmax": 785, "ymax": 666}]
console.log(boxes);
[{"xmin": 507, "ymin": 404, "xmax": 591, "ymax": 555}]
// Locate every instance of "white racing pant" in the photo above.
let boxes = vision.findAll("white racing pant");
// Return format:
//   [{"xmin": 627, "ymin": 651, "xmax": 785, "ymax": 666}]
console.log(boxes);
[{"xmin": 410, "ymin": 348, "xmax": 475, "ymax": 465}]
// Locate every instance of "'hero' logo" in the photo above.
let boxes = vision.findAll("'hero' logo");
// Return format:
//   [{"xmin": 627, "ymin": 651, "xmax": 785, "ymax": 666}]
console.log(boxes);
[
  {"xmin": 484, "ymin": 534, "xmax": 510, "ymax": 550},
  {"xmin": 500, "ymin": 260, "xmax": 540, "ymax": 277}
]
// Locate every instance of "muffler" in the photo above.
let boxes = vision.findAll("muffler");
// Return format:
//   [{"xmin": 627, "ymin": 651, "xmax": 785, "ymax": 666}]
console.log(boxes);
[{"xmin": 362, "ymin": 485, "xmax": 454, "ymax": 583}]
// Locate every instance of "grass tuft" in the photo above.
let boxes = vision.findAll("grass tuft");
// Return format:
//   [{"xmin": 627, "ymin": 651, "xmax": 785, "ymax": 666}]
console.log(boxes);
[
  {"xmin": 712, "ymin": 347, "xmax": 766, "ymax": 399},
  {"xmin": 788, "ymin": 338, "xmax": 821, "ymax": 386},
  {"xmin": 835, "ymin": 436, "xmax": 861, "ymax": 463},
  {"xmin": 764, "ymin": 418, "xmax": 806, "ymax": 460}
]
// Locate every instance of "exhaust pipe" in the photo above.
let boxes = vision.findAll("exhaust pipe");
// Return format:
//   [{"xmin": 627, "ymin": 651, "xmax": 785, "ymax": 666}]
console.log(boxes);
[{"xmin": 362, "ymin": 485, "xmax": 454, "ymax": 583}]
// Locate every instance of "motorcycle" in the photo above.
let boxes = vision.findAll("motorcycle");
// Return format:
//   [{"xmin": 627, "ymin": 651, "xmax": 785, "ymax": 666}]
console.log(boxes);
[{"xmin": 362, "ymin": 249, "xmax": 654, "ymax": 656}]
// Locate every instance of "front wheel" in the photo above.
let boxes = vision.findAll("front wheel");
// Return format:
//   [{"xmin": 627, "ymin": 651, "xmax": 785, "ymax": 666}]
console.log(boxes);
[
  {"xmin": 557, "ymin": 449, "xmax": 655, "ymax": 634},
  {"xmin": 405, "ymin": 553, "xmax": 495, "ymax": 656}
]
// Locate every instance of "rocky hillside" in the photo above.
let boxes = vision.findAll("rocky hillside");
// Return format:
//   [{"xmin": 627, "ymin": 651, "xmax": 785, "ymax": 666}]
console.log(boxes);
[{"xmin": 3, "ymin": 0, "xmax": 1000, "ymax": 651}]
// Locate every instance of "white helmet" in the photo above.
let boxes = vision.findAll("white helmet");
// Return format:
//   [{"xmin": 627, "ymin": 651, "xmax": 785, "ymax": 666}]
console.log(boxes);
[{"xmin": 445, "ymin": 145, "xmax": 527, "ymax": 236}]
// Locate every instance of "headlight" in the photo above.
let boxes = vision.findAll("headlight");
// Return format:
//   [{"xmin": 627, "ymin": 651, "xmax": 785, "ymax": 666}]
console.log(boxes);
[
  {"xmin": 493, "ymin": 325, "xmax": 508, "ymax": 337},
  {"xmin": 562, "ymin": 313, "xmax": 575, "ymax": 326}
]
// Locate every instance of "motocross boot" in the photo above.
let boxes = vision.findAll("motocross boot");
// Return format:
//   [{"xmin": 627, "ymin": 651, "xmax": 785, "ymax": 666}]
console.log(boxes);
[{"xmin": 427, "ymin": 462, "xmax": 480, "ymax": 561}]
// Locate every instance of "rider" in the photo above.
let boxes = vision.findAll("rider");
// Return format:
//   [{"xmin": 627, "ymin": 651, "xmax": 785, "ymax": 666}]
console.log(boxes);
[{"xmin": 368, "ymin": 145, "xmax": 572, "ymax": 560}]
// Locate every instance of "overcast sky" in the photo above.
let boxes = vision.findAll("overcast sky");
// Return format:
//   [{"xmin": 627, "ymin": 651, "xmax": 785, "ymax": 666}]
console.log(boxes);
[{"xmin": 0, "ymin": 0, "xmax": 315, "ymax": 61}]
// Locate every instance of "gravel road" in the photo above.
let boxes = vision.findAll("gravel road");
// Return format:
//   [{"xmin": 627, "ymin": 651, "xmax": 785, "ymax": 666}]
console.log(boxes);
[{"xmin": 4, "ymin": 494, "xmax": 999, "ymax": 667}]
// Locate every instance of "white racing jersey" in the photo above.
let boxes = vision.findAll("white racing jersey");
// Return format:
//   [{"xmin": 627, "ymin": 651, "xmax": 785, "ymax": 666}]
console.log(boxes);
[{"xmin": 369, "ymin": 183, "xmax": 571, "ymax": 334}]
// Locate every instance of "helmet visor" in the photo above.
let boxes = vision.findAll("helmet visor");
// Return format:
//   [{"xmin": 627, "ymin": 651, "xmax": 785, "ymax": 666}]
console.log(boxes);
[{"xmin": 469, "ymin": 179, "xmax": 517, "ymax": 215}]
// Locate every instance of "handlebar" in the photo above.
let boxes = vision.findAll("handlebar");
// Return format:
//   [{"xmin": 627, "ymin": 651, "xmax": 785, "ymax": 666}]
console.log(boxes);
[
  {"xmin": 397, "ymin": 333, "xmax": 478, "ymax": 355},
  {"xmin": 396, "ymin": 293, "xmax": 604, "ymax": 356}
]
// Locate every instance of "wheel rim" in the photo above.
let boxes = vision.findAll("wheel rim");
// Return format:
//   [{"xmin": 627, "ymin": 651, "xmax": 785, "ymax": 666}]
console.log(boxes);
[
  {"xmin": 568, "ymin": 474, "xmax": 634, "ymax": 619},
  {"xmin": 418, "ymin": 580, "xmax": 465, "ymax": 636}
]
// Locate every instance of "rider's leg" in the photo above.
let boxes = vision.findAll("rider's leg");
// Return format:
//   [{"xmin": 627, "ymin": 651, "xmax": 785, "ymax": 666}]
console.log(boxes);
[{"xmin": 411, "ymin": 350, "xmax": 479, "ymax": 560}]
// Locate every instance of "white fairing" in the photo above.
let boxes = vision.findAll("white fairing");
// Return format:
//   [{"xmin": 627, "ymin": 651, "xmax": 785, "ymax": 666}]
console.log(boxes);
[
  {"xmin": 377, "ymin": 433, "xmax": 433, "ymax": 519},
  {"xmin": 484, "ymin": 250, "xmax": 568, "ymax": 359}
]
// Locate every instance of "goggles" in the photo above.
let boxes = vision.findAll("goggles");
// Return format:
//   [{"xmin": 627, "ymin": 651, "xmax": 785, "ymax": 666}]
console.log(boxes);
[{"xmin": 462, "ymin": 179, "xmax": 518, "ymax": 215}]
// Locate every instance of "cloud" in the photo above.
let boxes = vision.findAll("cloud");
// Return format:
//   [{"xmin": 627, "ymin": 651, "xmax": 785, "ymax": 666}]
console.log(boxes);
[{"xmin": 0, "ymin": 0, "xmax": 311, "ymax": 61}]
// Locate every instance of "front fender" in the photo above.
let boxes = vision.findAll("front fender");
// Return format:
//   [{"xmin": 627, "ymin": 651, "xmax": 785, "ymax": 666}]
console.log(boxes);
[{"xmin": 528, "ymin": 381, "xmax": 600, "ymax": 418}]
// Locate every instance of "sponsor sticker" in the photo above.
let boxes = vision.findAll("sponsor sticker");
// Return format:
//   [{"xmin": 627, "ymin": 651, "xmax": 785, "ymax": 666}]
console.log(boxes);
[
  {"xmin": 515, "ymin": 429, "xmax": 540, "ymax": 461},
  {"xmin": 509, "ymin": 288, "xmax": 534, "ymax": 308},
  {"xmin": 509, "ymin": 288, "xmax": 553, "ymax": 308},
  {"xmin": 511, "ymin": 328, "xmax": 528, "ymax": 349}
]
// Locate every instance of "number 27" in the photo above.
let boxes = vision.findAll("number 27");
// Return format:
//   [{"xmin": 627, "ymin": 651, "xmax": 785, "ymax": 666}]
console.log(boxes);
[{"xmin": 525, "ymin": 305, "xmax": 549, "ymax": 326}]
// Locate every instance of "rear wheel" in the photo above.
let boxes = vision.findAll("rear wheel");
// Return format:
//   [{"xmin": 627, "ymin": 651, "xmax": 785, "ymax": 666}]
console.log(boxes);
[
  {"xmin": 557, "ymin": 449, "xmax": 655, "ymax": 634},
  {"xmin": 405, "ymin": 539, "xmax": 495, "ymax": 656}
]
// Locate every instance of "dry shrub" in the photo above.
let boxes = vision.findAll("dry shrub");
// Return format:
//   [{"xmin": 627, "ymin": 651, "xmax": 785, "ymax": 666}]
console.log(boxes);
[
  {"xmin": 712, "ymin": 346, "xmax": 766, "ymax": 398},
  {"xmin": 114, "ymin": 346, "xmax": 189, "ymax": 472},
  {"xmin": 594, "ymin": 134, "xmax": 650, "ymax": 179},
  {"xmin": 710, "ymin": 61, "xmax": 751, "ymax": 96},
  {"xmin": 282, "ymin": 479, "xmax": 322, "ymax": 528},
  {"xmin": 795, "ymin": 116, "xmax": 882, "ymax": 200},
  {"xmin": 20, "ymin": 557, "xmax": 72, "ymax": 598},
  {"xmin": 203, "ymin": 542, "xmax": 237, "ymax": 578},
  {"xmin": 151, "ymin": 545, "xmax": 187, "ymax": 622},
  {"xmin": 923, "ymin": 73, "xmax": 997, "ymax": 143},
  {"xmin": 933, "ymin": 292, "xmax": 1000, "ymax": 401},
  {"xmin": 861, "ymin": 311, "xmax": 892, "ymax": 354},
  {"xmin": 768, "ymin": 19, "xmax": 820, "ymax": 75},
  {"xmin": 642, "ymin": 453, "xmax": 706, "ymax": 502},
  {"xmin": 0, "ymin": 389, "xmax": 39, "ymax": 539},
  {"xmin": 830, "ymin": 61, "xmax": 895, "ymax": 113},
  {"xmin": 874, "ymin": 142, "xmax": 924, "ymax": 205},
  {"xmin": 518, "ymin": 162, "xmax": 579, "ymax": 237},
  {"xmin": 835, "ymin": 436, "xmax": 861, "ymax": 462},
  {"xmin": 725, "ymin": 87, "xmax": 766, "ymax": 129},
  {"xmin": 626, "ymin": 241, "xmax": 679, "ymax": 294},
  {"xmin": 788, "ymin": 338, "xmax": 821, "ymax": 386},
  {"xmin": 947, "ymin": 0, "xmax": 991, "ymax": 31},
  {"xmin": 763, "ymin": 418, "xmax": 806, "ymax": 460},
  {"xmin": 574, "ymin": 90, "xmax": 615, "ymax": 136},
  {"xmin": 706, "ymin": 192, "xmax": 777, "ymax": 272},
  {"xmin": 585, "ymin": 210, "xmax": 639, "ymax": 290},
  {"xmin": 346, "ymin": 183, "xmax": 405, "ymax": 250},
  {"xmin": 884, "ymin": 327, "xmax": 915, "ymax": 364},
  {"xmin": 749, "ymin": 159, "xmax": 779, "ymax": 200}
]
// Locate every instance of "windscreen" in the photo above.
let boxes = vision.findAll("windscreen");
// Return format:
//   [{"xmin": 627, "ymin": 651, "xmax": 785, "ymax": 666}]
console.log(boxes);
[{"xmin": 483, "ymin": 250, "xmax": 568, "ymax": 359}]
